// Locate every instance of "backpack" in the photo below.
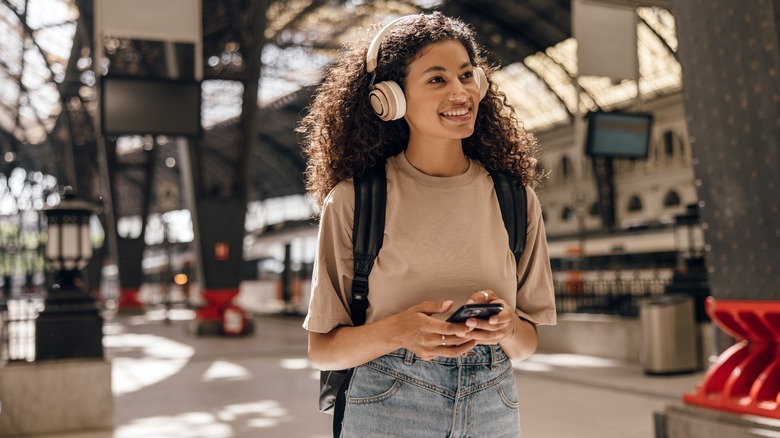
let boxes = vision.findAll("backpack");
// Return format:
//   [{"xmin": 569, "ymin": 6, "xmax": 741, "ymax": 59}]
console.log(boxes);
[{"xmin": 320, "ymin": 164, "xmax": 528, "ymax": 435}]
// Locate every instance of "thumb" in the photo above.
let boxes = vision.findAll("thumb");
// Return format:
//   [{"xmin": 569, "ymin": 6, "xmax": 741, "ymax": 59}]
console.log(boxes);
[{"xmin": 415, "ymin": 300, "xmax": 454, "ymax": 316}]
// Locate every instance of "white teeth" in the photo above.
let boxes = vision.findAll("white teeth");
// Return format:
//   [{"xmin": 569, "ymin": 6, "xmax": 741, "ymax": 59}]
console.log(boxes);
[{"xmin": 442, "ymin": 108, "xmax": 469, "ymax": 116}]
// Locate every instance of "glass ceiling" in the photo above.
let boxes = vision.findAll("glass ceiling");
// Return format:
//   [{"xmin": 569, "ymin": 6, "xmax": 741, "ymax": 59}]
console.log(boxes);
[
  {"xmin": 0, "ymin": 2, "xmax": 681, "ymax": 148},
  {"xmin": 500, "ymin": 7, "xmax": 681, "ymax": 131},
  {"xmin": 0, "ymin": 0, "xmax": 77, "ymax": 145}
]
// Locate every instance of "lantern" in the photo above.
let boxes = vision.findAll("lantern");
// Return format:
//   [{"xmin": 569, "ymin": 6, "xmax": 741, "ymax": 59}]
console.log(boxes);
[
  {"xmin": 36, "ymin": 191, "xmax": 103, "ymax": 360},
  {"xmin": 45, "ymin": 193, "xmax": 95, "ymax": 275}
]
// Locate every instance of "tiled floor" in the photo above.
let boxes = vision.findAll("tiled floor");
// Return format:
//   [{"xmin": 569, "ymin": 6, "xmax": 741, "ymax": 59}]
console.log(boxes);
[{"xmin": 28, "ymin": 309, "xmax": 704, "ymax": 438}]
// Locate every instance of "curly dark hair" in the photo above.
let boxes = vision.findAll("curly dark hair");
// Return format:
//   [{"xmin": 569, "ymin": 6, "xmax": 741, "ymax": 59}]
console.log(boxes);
[{"xmin": 298, "ymin": 12, "xmax": 541, "ymax": 207}]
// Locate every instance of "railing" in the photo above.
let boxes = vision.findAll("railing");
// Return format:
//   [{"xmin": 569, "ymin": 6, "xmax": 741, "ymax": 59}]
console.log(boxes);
[
  {"xmin": 553, "ymin": 277, "xmax": 670, "ymax": 317},
  {"xmin": 0, "ymin": 294, "xmax": 44, "ymax": 363}
]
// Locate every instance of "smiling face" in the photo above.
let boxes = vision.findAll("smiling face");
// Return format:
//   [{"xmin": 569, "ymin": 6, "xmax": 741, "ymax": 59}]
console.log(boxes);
[{"xmin": 403, "ymin": 40, "xmax": 481, "ymax": 148}]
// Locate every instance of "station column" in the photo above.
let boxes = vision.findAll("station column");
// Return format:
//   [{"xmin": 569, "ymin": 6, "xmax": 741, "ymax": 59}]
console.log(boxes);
[
  {"xmin": 179, "ymin": 0, "xmax": 270, "ymax": 335},
  {"xmin": 663, "ymin": 0, "xmax": 780, "ymax": 430}
]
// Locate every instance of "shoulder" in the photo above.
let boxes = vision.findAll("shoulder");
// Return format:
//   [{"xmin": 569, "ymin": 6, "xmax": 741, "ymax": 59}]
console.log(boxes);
[
  {"xmin": 324, "ymin": 178, "xmax": 355, "ymax": 203},
  {"xmin": 321, "ymin": 179, "xmax": 356, "ymax": 221},
  {"xmin": 486, "ymin": 170, "xmax": 539, "ymax": 202},
  {"xmin": 524, "ymin": 185, "xmax": 543, "ymax": 219},
  {"xmin": 487, "ymin": 170, "xmax": 542, "ymax": 220},
  {"xmin": 323, "ymin": 160, "xmax": 391, "ymax": 214}
]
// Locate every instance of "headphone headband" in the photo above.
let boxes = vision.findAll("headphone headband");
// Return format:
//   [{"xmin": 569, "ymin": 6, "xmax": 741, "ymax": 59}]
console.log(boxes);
[{"xmin": 366, "ymin": 16, "xmax": 411, "ymax": 74}]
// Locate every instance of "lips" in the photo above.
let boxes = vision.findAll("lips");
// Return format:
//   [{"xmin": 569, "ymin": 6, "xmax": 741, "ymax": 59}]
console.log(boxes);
[
  {"xmin": 441, "ymin": 108, "xmax": 470, "ymax": 116},
  {"xmin": 440, "ymin": 106, "xmax": 472, "ymax": 119}
]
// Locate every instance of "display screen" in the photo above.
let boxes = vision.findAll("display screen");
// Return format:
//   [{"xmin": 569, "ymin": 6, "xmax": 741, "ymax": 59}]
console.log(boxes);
[
  {"xmin": 585, "ymin": 111, "xmax": 653, "ymax": 159},
  {"xmin": 101, "ymin": 77, "xmax": 201, "ymax": 137}
]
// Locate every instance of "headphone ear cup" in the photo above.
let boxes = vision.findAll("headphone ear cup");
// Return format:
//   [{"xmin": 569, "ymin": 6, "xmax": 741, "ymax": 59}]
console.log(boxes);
[
  {"xmin": 474, "ymin": 67, "xmax": 488, "ymax": 100},
  {"xmin": 369, "ymin": 81, "xmax": 406, "ymax": 121}
]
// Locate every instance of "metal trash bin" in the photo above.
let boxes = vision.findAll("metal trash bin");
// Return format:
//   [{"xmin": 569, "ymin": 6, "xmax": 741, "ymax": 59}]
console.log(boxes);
[{"xmin": 640, "ymin": 294, "xmax": 698, "ymax": 375}]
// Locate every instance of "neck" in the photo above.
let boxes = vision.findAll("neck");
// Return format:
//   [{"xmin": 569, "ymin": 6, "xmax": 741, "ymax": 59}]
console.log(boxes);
[{"xmin": 404, "ymin": 141, "xmax": 469, "ymax": 177}]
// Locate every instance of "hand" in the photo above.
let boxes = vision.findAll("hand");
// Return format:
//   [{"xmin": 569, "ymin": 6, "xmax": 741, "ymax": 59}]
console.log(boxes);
[
  {"xmin": 391, "ymin": 300, "xmax": 478, "ymax": 361},
  {"xmin": 456, "ymin": 290, "xmax": 515, "ymax": 345}
]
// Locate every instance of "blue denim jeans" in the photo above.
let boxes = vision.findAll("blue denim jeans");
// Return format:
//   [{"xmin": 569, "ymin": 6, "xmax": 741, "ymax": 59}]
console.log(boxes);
[{"xmin": 340, "ymin": 345, "xmax": 521, "ymax": 437}]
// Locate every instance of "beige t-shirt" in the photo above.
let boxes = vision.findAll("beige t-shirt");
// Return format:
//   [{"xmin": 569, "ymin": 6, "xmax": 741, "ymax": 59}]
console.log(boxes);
[{"xmin": 303, "ymin": 152, "xmax": 556, "ymax": 333}]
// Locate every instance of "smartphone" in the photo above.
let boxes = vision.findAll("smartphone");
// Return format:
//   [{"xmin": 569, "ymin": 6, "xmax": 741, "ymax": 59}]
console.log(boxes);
[{"xmin": 446, "ymin": 303, "xmax": 503, "ymax": 323}]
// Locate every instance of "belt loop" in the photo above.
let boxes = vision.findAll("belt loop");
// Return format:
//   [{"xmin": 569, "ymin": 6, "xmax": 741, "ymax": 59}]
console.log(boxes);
[
  {"xmin": 404, "ymin": 349, "xmax": 415, "ymax": 365},
  {"xmin": 490, "ymin": 345, "xmax": 497, "ymax": 370}
]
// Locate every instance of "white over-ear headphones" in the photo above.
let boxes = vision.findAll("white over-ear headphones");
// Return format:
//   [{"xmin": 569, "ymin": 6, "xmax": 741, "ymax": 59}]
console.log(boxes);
[{"xmin": 365, "ymin": 16, "xmax": 489, "ymax": 122}]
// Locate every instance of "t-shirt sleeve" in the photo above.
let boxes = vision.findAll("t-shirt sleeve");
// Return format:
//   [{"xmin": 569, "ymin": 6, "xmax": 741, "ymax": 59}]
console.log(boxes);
[
  {"xmin": 515, "ymin": 186, "xmax": 557, "ymax": 326},
  {"xmin": 302, "ymin": 181, "xmax": 356, "ymax": 333}
]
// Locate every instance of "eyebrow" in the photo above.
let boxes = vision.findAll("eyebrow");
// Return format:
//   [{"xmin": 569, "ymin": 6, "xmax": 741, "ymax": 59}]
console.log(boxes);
[{"xmin": 422, "ymin": 62, "xmax": 472, "ymax": 74}]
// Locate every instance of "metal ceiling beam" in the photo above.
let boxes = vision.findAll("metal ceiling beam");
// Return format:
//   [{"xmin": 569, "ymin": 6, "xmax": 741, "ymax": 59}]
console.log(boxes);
[
  {"xmin": 448, "ymin": 2, "xmax": 550, "ymax": 62},
  {"xmin": 264, "ymin": 0, "xmax": 330, "ymax": 44},
  {"xmin": 637, "ymin": 16, "xmax": 678, "ymax": 61},
  {"xmin": 507, "ymin": 0, "xmax": 570, "ymax": 44},
  {"xmin": 255, "ymin": 133, "xmax": 306, "ymax": 198}
]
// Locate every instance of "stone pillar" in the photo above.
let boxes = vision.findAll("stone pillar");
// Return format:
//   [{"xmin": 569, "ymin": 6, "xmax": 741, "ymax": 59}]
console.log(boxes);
[
  {"xmin": 115, "ymin": 236, "xmax": 146, "ymax": 310},
  {"xmin": 181, "ymin": 0, "xmax": 271, "ymax": 335},
  {"xmin": 99, "ymin": 138, "xmax": 155, "ymax": 312},
  {"xmin": 663, "ymin": 0, "xmax": 780, "ymax": 428}
]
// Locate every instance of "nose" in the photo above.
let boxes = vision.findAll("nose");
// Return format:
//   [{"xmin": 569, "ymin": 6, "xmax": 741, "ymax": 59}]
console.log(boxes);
[{"xmin": 448, "ymin": 85, "xmax": 469, "ymax": 103}]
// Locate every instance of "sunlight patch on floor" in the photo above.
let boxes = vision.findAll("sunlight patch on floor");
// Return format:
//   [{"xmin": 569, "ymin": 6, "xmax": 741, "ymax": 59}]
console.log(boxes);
[
  {"xmin": 278, "ymin": 357, "xmax": 311, "ymax": 370},
  {"xmin": 526, "ymin": 353, "xmax": 625, "ymax": 368},
  {"xmin": 115, "ymin": 401, "xmax": 292, "ymax": 437},
  {"xmin": 106, "ymin": 333, "xmax": 194, "ymax": 396},
  {"xmin": 511, "ymin": 360, "xmax": 554, "ymax": 373},
  {"xmin": 513, "ymin": 353, "xmax": 627, "ymax": 373},
  {"xmin": 115, "ymin": 413, "xmax": 232, "ymax": 438},
  {"xmin": 202, "ymin": 360, "xmax": 251, "ymax": 382}
]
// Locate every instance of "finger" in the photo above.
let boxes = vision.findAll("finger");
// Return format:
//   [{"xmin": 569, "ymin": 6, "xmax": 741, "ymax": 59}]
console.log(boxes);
[
  {"xmin": 463, "ymin": 329, "xmax": 505, "ymax": 344},
  {"xmin": 489, "ymin": 313, "xmax": 512, "ymax": 324},
  {"xmin": 414, "ymin": 300, "xmax": 454, "ymax": 316},
  {"xmin": 439, "ymin": 334, "xmax": 474, "ymax": 346},
  {"xmin": 467, "ymin": 291, "xmax": 485, "ymax": 303},
  {"xmin": 489, "ymin": 311, "xmax": 512, "ymax": 325},
  {"xmin": 464, "ymin": 318, "xmax": 510, "ymax": 331},
  {"xmin": 464, "ymin": 318, "xmax": 493, "ymax": 330},
  {"xmin": 441, "ymin": 322, "xmax": 474, "ymax": 336},
  {"xmin": 436, "ymin": 340, "xmax": 478, "ymax": 357},
  {"xmin": 468, "ymin": 289, "xmax": 495, "ymax": 304}
]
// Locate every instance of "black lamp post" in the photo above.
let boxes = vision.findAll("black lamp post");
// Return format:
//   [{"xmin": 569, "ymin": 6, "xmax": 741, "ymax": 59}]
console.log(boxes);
[{"xmin": 35, "ymin": 192, "xmax": 103, "ymax": 360}]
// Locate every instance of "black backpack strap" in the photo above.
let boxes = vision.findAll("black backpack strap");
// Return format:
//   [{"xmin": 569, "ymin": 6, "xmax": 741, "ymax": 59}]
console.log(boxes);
[
  {"xmin": 331, "ymin": 368, "xmax": 353, "ymax": 437},
  {"xmin": 350, "ymin": 164, "xmax": 387, "ymax": 326},
  {"xmin": 490, "ymin": 171, "xmax": 527, "ymax": 264},
  {"xmin": 329, "ymin": 166, "xmax": 386, "ymax": 436}
]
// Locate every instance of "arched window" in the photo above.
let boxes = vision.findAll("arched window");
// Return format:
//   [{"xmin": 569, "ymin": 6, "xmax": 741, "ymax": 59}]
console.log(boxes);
[
  {"xmin": 663, "ymin": 131, "xmax": 675, "ymax": 158},
  {"xmin": 627, "ymin": 196, "xmax": 643, "ymax": 212},
  {"xmin": 663, "ymin": 190, "xmax": 681, "ymax": 207},
  {"xmin": 561, "ymin": 206, "xmax": 575, "ymax": 222},
  {"xmin": 660, "ymin": 130, "xmax": 687, "ymax": 162},
  {"xmin": 560, "ymin": 156, "xmax": 574, "ymax": 181}
]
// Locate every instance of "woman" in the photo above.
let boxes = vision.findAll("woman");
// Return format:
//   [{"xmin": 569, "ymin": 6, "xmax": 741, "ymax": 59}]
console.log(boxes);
[{"xmin": 300, "ymin": 12, "xmax": 556, "ymax": 437}]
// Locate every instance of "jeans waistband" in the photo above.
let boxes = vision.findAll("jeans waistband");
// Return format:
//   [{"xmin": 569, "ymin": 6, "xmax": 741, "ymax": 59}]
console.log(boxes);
[{"xmin": 386, "ymin": 345, "xmax": 506, "ymax": 369}]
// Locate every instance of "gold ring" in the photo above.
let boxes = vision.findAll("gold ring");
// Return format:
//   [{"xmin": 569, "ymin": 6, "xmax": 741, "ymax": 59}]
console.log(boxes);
[{"xmin": 481, "ymin": 291, "xmax": 490, "ymax": 301}]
